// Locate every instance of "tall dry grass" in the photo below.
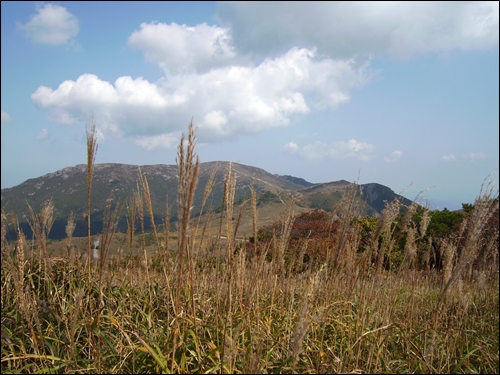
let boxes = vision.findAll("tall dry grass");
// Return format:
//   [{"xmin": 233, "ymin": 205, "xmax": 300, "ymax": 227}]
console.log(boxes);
[
  {"xmin": 85, "ymin": 115, "xmax": 98, "ymax": 271},
  {"xmin": 1, "ymin": 121, "xmax": 498, "ymax": 374}
]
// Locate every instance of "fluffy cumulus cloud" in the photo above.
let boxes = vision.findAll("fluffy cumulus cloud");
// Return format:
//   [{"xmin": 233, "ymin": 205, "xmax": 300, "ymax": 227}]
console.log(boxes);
[
  {"xmin": 32, "ymin": 46, "xmax": 372, "ymax": 149},
  {"xmin": 128, "ymin": 22, "xmax": 237, "ymax": 75},
  {"xmin": 32, "ymin": 2, "xmax": 498, "ymax": 151},
  {"xmin": 216, "ymin": 1, "xmax": 499, "ymax": 60},
  {"xmin": 284, "ymin": 139, "xmax": 375, "ymax": 161},
  {"xmin": 1, "ymin": 112, "xmax": 12, "ymax": 122},
  {"xmin": 384, "ymin": 150, "xmax": 403, "ymax": 162},
  {"xmin": 16, "ymin": 4, "xmax": 79, "ymax": 45}
]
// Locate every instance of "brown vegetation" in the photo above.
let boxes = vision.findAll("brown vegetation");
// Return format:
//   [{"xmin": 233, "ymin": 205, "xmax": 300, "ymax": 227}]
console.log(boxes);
[{"xmin": 1, "ymin": 120, "xmax": 498, "ymax": 374}]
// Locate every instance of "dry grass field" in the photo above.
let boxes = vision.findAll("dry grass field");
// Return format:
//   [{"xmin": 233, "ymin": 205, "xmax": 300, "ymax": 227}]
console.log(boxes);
[{"xmin": 1, "ymin": 122, "xmax": 498, "ymax": 373}]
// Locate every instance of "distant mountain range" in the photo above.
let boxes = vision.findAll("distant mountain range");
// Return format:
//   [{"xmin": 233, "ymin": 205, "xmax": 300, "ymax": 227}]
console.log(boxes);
[{"xmin": 1, "ymin": 162, "xmax": 413, "ymax": 240}]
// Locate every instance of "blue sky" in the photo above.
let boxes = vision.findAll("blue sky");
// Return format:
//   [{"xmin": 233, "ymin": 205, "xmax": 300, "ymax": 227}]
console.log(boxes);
[{"xmin": 1, "ymin": 1, "xmax": 498, "ymax": 210}]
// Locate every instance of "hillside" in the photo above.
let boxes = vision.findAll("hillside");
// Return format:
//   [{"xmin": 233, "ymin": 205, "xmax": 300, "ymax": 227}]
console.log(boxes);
[{"xmin": 1, "ymin": 162, "xmax": 413, "ymax": 239}]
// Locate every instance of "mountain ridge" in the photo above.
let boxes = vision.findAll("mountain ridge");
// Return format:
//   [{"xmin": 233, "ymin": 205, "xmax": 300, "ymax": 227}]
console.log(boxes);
[{"xmin": 1, "ymin": 162, "xmax": 413, "ymax": 240}]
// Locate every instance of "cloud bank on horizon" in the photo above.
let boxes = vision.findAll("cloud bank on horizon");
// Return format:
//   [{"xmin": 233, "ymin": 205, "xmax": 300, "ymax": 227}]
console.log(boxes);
[{"xmin": 26, "ymin": 1, "xmax": 497, "ymax": 158}]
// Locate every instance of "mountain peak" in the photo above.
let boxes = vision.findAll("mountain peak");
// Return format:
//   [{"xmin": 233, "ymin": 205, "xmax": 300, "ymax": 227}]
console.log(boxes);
[{"xmin": 2, "ymin": 162, "xmax": 413, "ymax": 240}]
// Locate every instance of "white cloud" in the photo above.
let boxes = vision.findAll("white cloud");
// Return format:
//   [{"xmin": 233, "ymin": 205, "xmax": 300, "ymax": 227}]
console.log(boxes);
[
  {"xmin": 203, "ymin": 110, "xmax": 228, "ymax": 133},
  {"xmin": 134, "ymin": 133, "xmax": 179, "ymax": 151},
  {"xmin": 284, "ymin": 141, "xmax": 299, "ymax": 153},
  {"xmin": 1, "ymin": 112, "xmax": 12, "ymax": 122},
  {"xmin": 47, "ymin": 108, "xmax": 76, "ymax": 125},
  {"xmin": 16, "ymin": 4, "xmax": 79, "ymax": 45},
  {"xmin": 128, "ymin": 22, "xmax": 237, "ymax": 75},
  {"xmin": 463, "ymin": 152, "xmax": 487, "ymax": 161},
  {"xmin": 461, "ymin": 1, "xmax": 499, "ymax": 38},
  {"xmin": 384, "ymin": 150, "xmax": 403, "ymax": 162},
  {"xmin": 32, "ymin": 46, "xmax": 372, "ymax": 149},
  {"xmin": 442, "ymin": 154, "xmax": 456, "ymax": 162},
  {"xmin": 216, "ymin": 2, "xmax": 499, "ymax": 60},
  {"xmin": 284, "ymin": 139, "xmax": 375, "ymax": 161},
  {"xmin": 36, "ymin": 128, "xmax": 49, "ymax": 140}
]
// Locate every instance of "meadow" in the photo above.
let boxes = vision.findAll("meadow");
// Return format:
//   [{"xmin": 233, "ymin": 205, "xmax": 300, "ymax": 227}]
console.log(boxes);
[{"xmin": 1, "ymin": 122, "xmax": 498, "ymax": 373}]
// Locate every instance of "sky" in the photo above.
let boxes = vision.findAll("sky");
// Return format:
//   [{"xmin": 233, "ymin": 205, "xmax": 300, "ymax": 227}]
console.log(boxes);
[{"xmin": 1, "ymin": 1, "xmax": 498, "ymax": 210}]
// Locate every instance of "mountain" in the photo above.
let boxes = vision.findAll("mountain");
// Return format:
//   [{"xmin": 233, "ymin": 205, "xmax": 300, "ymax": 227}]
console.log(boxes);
[
  {"xmin": 1, "ymin": 162, "xmax": 413, "ymax": 240},
  {"xmin": 280, "ymin": 175, "xmax": 315, "ymax": 188}
]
